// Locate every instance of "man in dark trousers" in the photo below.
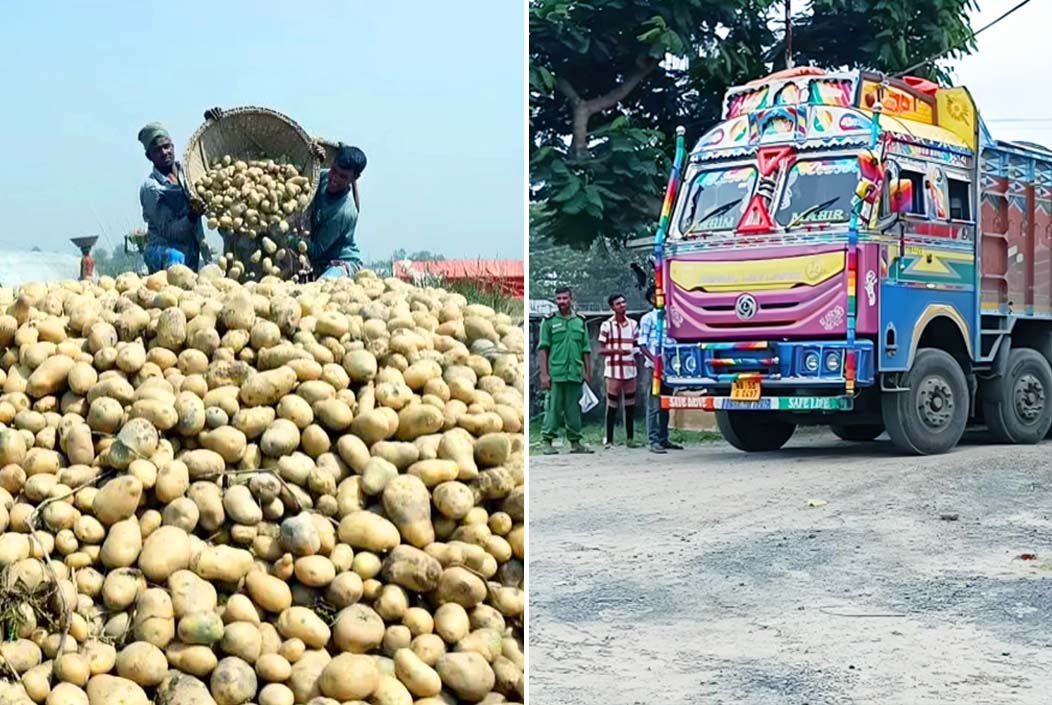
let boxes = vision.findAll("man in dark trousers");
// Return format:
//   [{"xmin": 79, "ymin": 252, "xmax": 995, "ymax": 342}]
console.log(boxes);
[
  {"xmin": 538, "ymin": 287, "xmax": 594, "ymax": 455},
  {"xmin": 598, "ymin": 292, "xmax": 640, "ymax": 447},
  {"xmin": 638, "ymin": 285, "xmax": 684, "ymax": 454}
]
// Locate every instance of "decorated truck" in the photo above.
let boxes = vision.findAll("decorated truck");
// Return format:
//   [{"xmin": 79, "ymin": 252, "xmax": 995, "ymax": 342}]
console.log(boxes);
[{"xmin": 653, "ymin": 67, "xmax": 1052, "ymax": 455}]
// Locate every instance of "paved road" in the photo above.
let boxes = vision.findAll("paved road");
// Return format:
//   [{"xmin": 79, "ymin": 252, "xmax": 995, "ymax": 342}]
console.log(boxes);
[{"xmin": 529, "ymin": 432, "xmax": 1052, "ymax": 705}]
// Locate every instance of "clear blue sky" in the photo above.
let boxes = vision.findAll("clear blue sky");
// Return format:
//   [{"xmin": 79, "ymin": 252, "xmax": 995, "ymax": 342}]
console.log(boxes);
[{"xmin": 0, "ymin": 1, "xmax": 525, "ymax": 261}]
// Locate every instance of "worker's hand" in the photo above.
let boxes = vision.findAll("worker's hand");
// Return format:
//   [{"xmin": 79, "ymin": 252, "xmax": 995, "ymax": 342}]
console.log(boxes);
[
  {"xmin": 204, "ymin": 107, "xmax": 224, "ymax": 122},
  {"xmin": 188, "ymin": 194, "xmax": 207, "ymax": 216},
  {"xmin": 540, "ymin": 373, "xmax": 551, "ymax": 390},
  {"xmin": 310, "ymin": 140, "xmax": 327, "ymax": 161}
]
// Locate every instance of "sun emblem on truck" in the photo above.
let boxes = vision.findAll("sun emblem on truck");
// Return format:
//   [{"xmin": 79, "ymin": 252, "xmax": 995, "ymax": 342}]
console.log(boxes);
[{"xmin": 735, "ymin": 293, "xmax": 758, "ymax": 320}]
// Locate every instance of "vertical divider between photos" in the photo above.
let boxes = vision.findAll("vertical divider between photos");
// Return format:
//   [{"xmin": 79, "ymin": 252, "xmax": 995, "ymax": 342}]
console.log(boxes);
[{"xmin": 653, "ymin": 126, "xmax": 688, "ymax": 395}]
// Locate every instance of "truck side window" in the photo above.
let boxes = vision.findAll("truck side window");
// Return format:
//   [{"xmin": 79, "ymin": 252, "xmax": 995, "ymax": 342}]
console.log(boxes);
[
  {"xmin": 948, "ymin": 179, "xmax": 971, "ymax": 221},
  {"xmin": 900, "ymin": 170, "xmax": 925, "ymax": 214}
]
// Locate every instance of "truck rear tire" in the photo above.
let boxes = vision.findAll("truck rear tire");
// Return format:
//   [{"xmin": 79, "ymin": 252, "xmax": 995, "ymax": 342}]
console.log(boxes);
[
  {"xmin": 716, "ymin": 411, "xmax": 796, "ymax": 452},
  {"xmin": 831, "ymin": 424, "xmax": 884, "ymax": 442},
  {"xmin": 882, "ymin": 348, "xmax": 968, "ymax": 455},
  {"xmin": 982, "ymin": 348, "xmax": 1052, "ymax": 444}
]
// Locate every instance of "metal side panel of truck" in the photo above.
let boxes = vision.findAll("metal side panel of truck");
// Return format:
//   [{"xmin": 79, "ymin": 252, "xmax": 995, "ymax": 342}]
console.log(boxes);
[{"xmin": 656, "ymin": 68, "xmax": 1052, "ymax": 455}]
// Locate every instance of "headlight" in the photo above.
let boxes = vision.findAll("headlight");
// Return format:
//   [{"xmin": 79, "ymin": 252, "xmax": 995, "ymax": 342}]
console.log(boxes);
[
  {"xmin": 803, "ymin": 351, "xmax": 820, "ymax": 373},
  {"xmin": 825, "ymin": 352, "xmax": 842, "ymax": 372}
]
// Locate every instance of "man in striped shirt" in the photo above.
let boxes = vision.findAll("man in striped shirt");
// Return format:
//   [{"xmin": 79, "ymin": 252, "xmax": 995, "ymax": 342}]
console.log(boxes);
[{"xmin": 598, "ymin": 293, "xmax": 640, "ymax": 447}]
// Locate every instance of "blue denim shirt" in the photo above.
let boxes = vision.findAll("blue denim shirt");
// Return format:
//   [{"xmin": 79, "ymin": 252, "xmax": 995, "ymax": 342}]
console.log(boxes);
[{"xmin": 140, "ymin": 162, "xmax": 204, "ymax": 251}]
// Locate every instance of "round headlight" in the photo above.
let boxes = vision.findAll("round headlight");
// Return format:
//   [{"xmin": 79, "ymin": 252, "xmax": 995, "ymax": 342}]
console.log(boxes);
[
  {"xmin": 825, "ymin": 352, "xmax": 841, "ymax": 372},
  {"xmin": 804, "ymin": 352, "xmax": 820, "ymax": 373}
]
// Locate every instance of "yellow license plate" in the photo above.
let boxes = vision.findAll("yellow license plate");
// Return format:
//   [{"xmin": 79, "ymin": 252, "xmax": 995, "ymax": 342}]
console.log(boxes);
[{"xmin": 730, "ymin": 379, "xmax": 761, "ymax": 401}]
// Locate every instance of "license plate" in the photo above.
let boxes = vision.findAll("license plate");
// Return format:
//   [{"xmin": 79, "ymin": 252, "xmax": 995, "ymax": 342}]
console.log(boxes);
[{"xmin": 730, "ymin": 379, "xmax": 761, "ymax": 401}]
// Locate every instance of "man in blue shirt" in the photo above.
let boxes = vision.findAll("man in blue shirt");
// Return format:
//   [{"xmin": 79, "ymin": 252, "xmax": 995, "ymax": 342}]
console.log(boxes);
[
  {"xmin": 309, "ymin": 145, "xmax": 367, "ymax": 279},
  {"xmin": 137, "ymin": 123, "xmax": 208, "ymax": 273},
  {"xmin": 638, "ymin": 285, "xmax": 684, "ymax": 454}
]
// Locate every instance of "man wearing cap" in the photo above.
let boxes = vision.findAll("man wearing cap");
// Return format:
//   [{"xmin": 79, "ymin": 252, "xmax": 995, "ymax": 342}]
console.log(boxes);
[
  {"xmin": 137, "ymin": 122, "xmax": 208, "ymax": 273},
  {"xmin": 307, "ymin": 144, "xmax": 368, "ymax": 279}
]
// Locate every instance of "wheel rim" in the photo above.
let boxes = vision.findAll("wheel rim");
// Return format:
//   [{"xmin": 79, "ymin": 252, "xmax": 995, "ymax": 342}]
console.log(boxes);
[
  {"xmin": 916, "ymin": 374, "xmax": 955, "ymax": 430},
  {"xmin": 1013, "ymin": 372, "xmax": 1045, "ymax": 423}
]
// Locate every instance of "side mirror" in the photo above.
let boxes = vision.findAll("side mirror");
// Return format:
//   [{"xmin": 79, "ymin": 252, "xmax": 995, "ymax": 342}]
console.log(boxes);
[{"xmin": 889, "ymin": 178, "xmax": 914, "ymax": 214}]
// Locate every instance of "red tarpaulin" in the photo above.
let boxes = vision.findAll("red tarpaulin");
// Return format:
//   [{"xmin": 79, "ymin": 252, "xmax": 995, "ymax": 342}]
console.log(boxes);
[{"xmin": 393, "ymin": 260, "xmax": 524, "ymax": 298}]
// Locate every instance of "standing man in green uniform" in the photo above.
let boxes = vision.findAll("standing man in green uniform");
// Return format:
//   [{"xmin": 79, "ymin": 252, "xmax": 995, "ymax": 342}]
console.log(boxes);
[{"xmin": 538, "ymin": 287, "xmax": 594, "ymax": 455}]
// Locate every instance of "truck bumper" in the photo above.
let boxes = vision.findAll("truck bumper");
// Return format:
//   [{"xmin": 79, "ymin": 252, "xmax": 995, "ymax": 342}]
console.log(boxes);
[
  {"xmin": 662, "ymin": 339, "xmax": 875, "ymax": 388},
  {"xmin": 661, "ymin": 394, "xmax": 854, "ymax": 412}
]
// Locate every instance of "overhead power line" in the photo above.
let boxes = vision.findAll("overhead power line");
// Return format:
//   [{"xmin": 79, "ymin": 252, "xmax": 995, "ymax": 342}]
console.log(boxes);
[{"xmin": 894, "ymin": 0, "xmax": 1034, "ymax": 78}]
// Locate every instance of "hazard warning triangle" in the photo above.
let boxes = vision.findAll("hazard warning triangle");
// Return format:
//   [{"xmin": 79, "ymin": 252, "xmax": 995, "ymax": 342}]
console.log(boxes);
[
  {"xmin": 737, "ymin": 194, "xmax": 774, "ymax": 234},
  {"xmin": 756, "ymin": 145, "xmax": 794, "ymax": 177}
]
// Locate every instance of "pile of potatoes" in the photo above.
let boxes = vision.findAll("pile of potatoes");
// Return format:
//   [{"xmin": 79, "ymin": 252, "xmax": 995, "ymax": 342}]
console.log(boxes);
[
  {"xmin": 0, "ymin": 264, "xmax": 525, "ymax": 705},
  {"xmin": 194, "ymin": 156, "xmax": 314, "ymax": 282}
]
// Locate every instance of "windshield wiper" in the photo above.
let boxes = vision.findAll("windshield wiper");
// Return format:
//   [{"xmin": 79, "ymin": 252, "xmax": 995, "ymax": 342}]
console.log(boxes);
[
  {"xmin": 685, "ymin": 199, "xmax": 741, "ymax": 235},
  {"xmin": 787, "ymin": 196, "xmax": 841, "ymax": 229}
]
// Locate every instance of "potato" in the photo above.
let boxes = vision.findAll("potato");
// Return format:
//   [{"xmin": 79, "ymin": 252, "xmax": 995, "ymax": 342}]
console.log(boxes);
[
  {"xmin": 245, "ymin": 570, "xmax": 292, "ymax": 613},
  {"xmin": 338, "ymin": 511, "xmax": 400, "ymax": 552},
  {"xmin": 407, "ymin": 459, "xmax": 459, "ymax": 487},
  {"xmin": 473, "ymin": 433, "xmax": 511, "ymax": 468},
  {"xmin": 432, "ymin": 481, "xmax": 475, "ymax": 520},
  {"xmin": 275, "ymin": 607, "xmax": 330, "ymax": 649},
  {"xmin": 435, "ymin": 652, "xmax": 495, "ymax": 702},
  {"xmin": 100, "ymin": 518, "xmax": 142, "ymax": 568},
  {"xmin": 92, "ymin": 475, "xmax": 143, "ymax": 526},
  {"xmin": 332, "ymin": 604, "xmax": 385, "ymax": 653},
  {"xmin": 221, "ymin": 622, "xmax": 262, "ymax": 664},
  {"xmin": 394, "ymin": 648, "xmax": 442, "ymax": 698},
  {"xmin": 240, "ymin": 367, "xmax": 297, "ymax": 407},
  {"xmin": 116, "ymin": 642, "xmax": 167, "ymax": 686},
  {"xmin": 209, "ymin": 657, "xmax": 257, "ymax": 705},
  {"xmin": 84, "ymin": 675, "xmax": 149, "ymax": 705},
  {"xmin": 54, "ymin": 653, "xmax": 91, "ymax": 687},
  {"xmin": 381, "ymin": 545, "xmax": 442, "ymax": 593},
  {"xmin": 255, "ymin": 653, "xmax": 291, "ymax": 683},
  {"xmin": 396, "ymin": 404, "xmax": 444, "ymax": 441},
  {"xmin": 132, "ymin": 588, "xmax": 175, "ymax": 648},
  {"xmin": 434, "ymin": 603, "xmax": 471, "ymax": 644},
  {"xmin": 317, "ymin": 653, "xmax": 379, "ymax": 700},
  {"xmin": 46, "ymin": 683, "xmax": 89, "ymax": 705}
]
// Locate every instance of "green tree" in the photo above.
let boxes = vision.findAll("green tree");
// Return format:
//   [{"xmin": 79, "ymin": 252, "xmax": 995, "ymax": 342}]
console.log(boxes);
[
  {"xmin": 530, "ymin": 0, "xmax": 978, "ymax": 249},
  {"xmin": 777, "ymin": 0, "xmax": 978, "ymax": 84}
]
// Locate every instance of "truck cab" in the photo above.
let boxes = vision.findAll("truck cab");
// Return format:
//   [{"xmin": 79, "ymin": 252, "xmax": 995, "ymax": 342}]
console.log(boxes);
[{"xmin": 656, "ymin": 67, "xmax": 1052, "ymax": 454}]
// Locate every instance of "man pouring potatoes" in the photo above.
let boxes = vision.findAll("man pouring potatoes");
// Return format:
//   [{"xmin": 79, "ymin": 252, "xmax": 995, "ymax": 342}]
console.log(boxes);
[
  {"xmin": 137, "ymin": 122, "xmax": 209, "ymax": 273},
  {"xmin": 307, "ymin": 143, "xmax": 368, "ymax": 279}
]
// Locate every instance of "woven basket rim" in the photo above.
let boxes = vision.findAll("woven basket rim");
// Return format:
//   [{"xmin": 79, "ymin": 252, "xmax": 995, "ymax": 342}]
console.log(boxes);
[{"xmin": 183, "ymin": 105, "xmax": 321, "ymax": 203}]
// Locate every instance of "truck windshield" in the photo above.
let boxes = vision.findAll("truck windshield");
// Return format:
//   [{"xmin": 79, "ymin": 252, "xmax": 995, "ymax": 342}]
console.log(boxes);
[
  {"xmin": 677, "ymin": 166, "xmax": 757, "ymax": 235},
  {"xmin": 775, "ymin": 158, "xmax": 858, "ymax": 227}
]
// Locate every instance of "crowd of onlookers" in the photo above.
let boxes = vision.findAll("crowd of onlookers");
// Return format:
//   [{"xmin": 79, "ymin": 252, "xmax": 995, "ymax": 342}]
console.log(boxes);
[{"xmin": 536, "ymin": 286, "xmax": 684, "ymax": 455}]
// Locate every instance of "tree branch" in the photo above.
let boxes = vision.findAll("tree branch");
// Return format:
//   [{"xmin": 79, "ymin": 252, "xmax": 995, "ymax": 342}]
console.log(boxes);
[
  {"xmin": 555, "ymin": 53, "xmax": 662, "ymax": 160},
  {"xmin": 583, "ymin": 55, "xmax": 661, "ymax": 114}
]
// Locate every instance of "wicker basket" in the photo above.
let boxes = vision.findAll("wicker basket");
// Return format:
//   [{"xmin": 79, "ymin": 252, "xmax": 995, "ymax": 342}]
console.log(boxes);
[{"xmin": 183, "ymin": 106, "xmax": 321, "ymax": 204}]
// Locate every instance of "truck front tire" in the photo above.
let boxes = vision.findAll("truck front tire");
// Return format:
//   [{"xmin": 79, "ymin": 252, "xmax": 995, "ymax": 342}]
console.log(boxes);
[
  {"xmin": 982, "ymin": 348, "xmax": 1052, "ymax": 444},
  {"xmin": 716, "ymin": 411, "xmax": 796, "ymax": 452},
  {"xmin": 882, "ymin": 348, "xmax": 968, "ymax": 455}
]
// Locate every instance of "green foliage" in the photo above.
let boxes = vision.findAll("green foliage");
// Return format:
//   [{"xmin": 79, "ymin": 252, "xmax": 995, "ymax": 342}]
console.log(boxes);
[
  {"xmin": 530, "ymin": 0, "xmax": 978, "ymax": 249},
  {"xmin": 778, "ymin": 0, "xmax": 979, "ymax": 83},
  {"xmin": 529, "ymin": 222, "xmax": 648, "ymax": 311}
]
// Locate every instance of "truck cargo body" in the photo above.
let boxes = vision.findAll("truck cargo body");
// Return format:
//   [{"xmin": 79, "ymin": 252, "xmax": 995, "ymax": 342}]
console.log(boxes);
[{"xmin": 657, "ymin": 69, "xmax": 1052, "ymax": 454}]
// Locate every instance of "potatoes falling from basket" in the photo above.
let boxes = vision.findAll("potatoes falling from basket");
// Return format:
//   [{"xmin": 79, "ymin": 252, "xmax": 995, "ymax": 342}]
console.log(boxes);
[{"xmin": 196, "ymin": 156, "xmax": 312, "ymax": 282}]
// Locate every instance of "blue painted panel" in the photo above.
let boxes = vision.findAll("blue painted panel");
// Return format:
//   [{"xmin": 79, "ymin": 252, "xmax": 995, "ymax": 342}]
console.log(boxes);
[{"xmin": 879, "ymin": 285, "xmax": 976, "ymax": 372}]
